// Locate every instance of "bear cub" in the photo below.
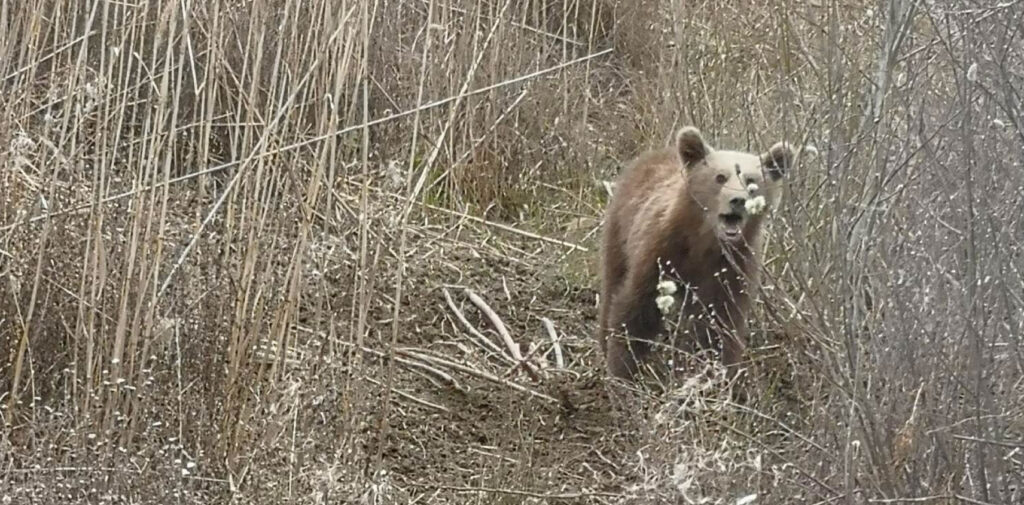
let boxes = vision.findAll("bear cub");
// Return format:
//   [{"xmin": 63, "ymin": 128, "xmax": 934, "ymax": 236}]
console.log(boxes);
[{"xmin": 597, "ymin": 126, "xmax": 795, "ymax": 381}]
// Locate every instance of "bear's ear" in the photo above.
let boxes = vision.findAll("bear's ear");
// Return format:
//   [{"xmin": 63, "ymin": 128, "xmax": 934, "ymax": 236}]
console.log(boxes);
[
  {"xmin": 761, "ymin": 141, "xmax": 795, "ymax": 180},
  {"xmin": 676, "ymin": 126, "xmax": 711, "ymax": 167}
]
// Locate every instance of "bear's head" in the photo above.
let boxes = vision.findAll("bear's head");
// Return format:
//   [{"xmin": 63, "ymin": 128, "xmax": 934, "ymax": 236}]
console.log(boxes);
[{"xmin": 675, "ymin": 126, "xmax": 794, "ymax": 246}]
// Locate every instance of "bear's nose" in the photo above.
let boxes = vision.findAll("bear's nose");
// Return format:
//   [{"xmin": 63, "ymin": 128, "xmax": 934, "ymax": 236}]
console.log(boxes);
[{"xmin": 729, "ymin": 196, "xmax": 746, "ymax": 211}]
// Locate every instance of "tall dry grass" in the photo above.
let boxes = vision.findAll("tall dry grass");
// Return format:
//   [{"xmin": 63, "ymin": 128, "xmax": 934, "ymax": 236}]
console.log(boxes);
[{"xmin": 1, "ymin": 0, "xmax": 1022, "ymax": 503}]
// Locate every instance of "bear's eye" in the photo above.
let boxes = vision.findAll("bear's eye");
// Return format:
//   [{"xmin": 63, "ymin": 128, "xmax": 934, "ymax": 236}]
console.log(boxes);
[
  {"xmin": 715, "ymin": 174, "xmax": 728, "ymax": 184},
  {"xmin": 746, "ymin": 177, "xmax": 756, "ymax": 186}
]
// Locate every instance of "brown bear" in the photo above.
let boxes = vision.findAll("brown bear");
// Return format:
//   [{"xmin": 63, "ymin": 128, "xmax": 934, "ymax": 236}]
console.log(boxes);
[{"xmin": 597, "ymin": 126, "xmax": 794, "ymax": 381}]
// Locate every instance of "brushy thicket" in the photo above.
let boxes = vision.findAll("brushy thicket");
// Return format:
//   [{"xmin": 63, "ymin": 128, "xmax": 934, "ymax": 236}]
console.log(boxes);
[{"xmin": 2, "ymin": 0, "xmax": 1023, "ymax": 503}]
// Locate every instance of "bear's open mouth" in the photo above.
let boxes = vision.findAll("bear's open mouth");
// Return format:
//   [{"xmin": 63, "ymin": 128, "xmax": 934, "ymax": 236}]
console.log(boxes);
[{"xmin": 718, "ymin": 213, "xmax": 744, "ymax": 239}]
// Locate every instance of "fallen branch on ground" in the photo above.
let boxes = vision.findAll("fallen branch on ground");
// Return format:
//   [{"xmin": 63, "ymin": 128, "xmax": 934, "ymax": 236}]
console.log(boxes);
[
  {"xmin": 540, "ymin": 317, "xmax": 564, "ymax": 369},
  {"xmin": 464, "ymin": 288, "xmax": 543, "ymax": 382},
  {"xmin": 397, "ymin": 348, "xmax": 557, "ymax": 404},
  {"xmin": 442, "ymin": 287, "xmax": 516, "ymax": 364}
]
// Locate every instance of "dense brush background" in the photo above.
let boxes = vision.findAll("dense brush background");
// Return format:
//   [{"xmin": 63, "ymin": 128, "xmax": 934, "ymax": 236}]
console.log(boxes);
[{"xmin": 2, "ymin": 0, "xmax": 1023, "ymax": 503}]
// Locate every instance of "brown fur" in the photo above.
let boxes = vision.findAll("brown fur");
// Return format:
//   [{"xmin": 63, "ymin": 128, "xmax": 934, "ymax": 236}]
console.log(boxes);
[{"xmin": 597, "ymin": 127, "xmax": 794, "ymax": 380}]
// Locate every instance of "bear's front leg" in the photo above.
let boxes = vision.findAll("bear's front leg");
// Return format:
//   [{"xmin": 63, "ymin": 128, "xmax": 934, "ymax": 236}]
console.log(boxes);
[
  {"xmin": 684, "ymin": 303, "xmax": 747, "ymax": 380},
  {"xmin": 715, "ymin": 297, "xmax": 750, "ymax": 380},
  {"xmin": 720, "ymin": 318, "xmax": 748, "ymax": 380},
  {"xmin": 605, "ymin": 269, "xmax": 662, "ymax": 380},
  {"xmin": 606, "ymin": 328, "xmax": 650, "ymax": 379}
]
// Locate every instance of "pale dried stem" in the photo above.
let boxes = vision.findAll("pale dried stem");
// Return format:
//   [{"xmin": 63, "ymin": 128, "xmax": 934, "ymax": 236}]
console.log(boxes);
[
  {"xmin": 464, "ymin": 288, "xmax": 542, "ymax": 381},
  {"xmin": 540, "ymin": 317, "xmax": 564, "ymax": 369},
  {"xmin": 443, "ymin": 287, "xmax": 516, "ymax": 364}
]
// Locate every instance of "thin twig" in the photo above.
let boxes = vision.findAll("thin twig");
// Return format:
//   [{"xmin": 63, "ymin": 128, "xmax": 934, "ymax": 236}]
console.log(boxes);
[
  {"xmin": 868, "ymin": 496, "xmax": 1000, "ymax": 505},
  {"xmin": 426, "ymin": 484, "xmax": 629, "ymax": 500},
  {"xmin": 950, "ymin": 434, "xmax": 1023, "ymax": 449},
  {"xmin": 363, "ymin": 377, "xmax": 450, "ymax": 413}
]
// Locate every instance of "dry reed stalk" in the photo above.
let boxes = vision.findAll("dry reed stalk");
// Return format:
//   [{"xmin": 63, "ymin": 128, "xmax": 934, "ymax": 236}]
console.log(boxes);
[{"xmin": 0, "ymin": 48, "xmax": 613, "ymax": 236}]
